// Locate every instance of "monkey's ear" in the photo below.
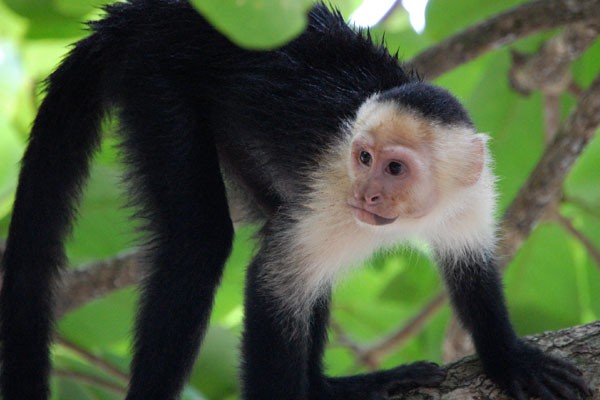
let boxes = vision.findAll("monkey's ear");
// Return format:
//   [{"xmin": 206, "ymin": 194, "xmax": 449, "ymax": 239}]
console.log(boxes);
[{"xmin": 458, "ymin": 134, "xmax": 485, "ymax": 187}]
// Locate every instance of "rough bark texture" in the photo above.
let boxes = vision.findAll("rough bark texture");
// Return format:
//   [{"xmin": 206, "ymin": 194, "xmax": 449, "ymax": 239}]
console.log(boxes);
[
  {"xmin": 54, "ymin": 251, "xmax": 142, "ymax": 318},
  {"xmin": 392, "ymin": 321, "xmax": 600, "ymax": 400}
]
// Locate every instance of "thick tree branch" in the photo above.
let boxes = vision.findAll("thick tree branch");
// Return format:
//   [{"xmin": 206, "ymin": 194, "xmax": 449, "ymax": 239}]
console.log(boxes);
[
  {"xmin": 391, "ymin": 321, "xmax": 600, "ymax": 399},
  {"xmin": 408, "ymin": 0, "xmax": 600, "ymax": 80}
]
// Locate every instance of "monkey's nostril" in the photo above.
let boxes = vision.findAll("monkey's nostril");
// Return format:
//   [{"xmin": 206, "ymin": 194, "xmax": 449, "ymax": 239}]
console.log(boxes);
[{"xmin": 367, "ymin": 195, "xmax": 381, "ymax": 204}]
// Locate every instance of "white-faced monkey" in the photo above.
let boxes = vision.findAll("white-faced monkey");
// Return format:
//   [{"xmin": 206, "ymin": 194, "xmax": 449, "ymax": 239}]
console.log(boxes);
[{"xmin": 0, "ymin": 1, "xmax": 592, "ymax": 399}]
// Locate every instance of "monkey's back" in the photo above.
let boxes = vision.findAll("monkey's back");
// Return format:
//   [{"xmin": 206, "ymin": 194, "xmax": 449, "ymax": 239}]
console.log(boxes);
[{"xmin": 92, "ymin": 0, "xmax": 413, "ymax": 211}]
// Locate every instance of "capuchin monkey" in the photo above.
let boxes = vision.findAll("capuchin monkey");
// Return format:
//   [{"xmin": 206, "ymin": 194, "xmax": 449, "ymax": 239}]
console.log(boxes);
[{"xmin": 0, "ymin": 1, "xmax": 592, "ymax": 399}]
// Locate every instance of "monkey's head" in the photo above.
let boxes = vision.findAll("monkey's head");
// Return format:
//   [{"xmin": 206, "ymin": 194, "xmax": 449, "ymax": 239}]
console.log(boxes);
[{"xmin": 346, "ymin": 83, "xmax": 487, "ymax": 227}]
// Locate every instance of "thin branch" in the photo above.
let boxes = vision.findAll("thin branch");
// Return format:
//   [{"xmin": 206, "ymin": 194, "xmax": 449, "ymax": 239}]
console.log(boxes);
[
  {"xmin": 508, "ymin": 21, "xmax": 600, "ymax": 143},
  {"xmin": 509, "ymin": 21, "xmax": 600, "ymax": 96},
  {"xmin": 56, "ymin": 336, "xmax": 129, "ymax": 383},
  {"xmin": 53, "ymin": 369, "xmax": 127, "ymax": 395},
  {"xmin": 330, "ymin": 320, "xmax": 365, "ymax": 357},
  {"xmin": 567, "ymin": 196, "xmax": 600, "ymax": 220},
  {"xmin": 552, "ymin": 211, "xmax": 600, "ymax": 267},
  {"xmin": 408, "ymin": 0, "xmax": 600, "ymax": 80},
  {"xmin": 357, "ymin": 293, "xmax": 447, "ymax": 368}
]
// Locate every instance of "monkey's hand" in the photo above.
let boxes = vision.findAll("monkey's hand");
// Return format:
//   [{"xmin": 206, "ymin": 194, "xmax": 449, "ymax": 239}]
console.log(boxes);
[
  {"xmin": 326, "ymin": 361, "xmax": 445, "ymax": 400},
  {"xmin": 483, "ymin": 340, "xmax": 592, "ymax": 400}
]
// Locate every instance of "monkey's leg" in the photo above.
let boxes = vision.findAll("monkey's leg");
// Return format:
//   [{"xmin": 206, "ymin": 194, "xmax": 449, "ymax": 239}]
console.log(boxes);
[
  {"xmin": 307, "ymin": 293, "xmax": 445, "ymax": 400},
  {"xmin": 119, "ymin": 95, "xmax": 234, "ymax": 400},
  {"xmin": 241, "ymin": 248, "xmax": 317, "ymax": 400}
]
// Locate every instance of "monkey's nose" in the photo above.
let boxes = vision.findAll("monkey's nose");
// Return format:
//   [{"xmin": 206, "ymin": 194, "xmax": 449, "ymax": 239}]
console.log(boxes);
[{"xmin": 365, "ymin": 194, "xmax": 382, "ymax": 205}]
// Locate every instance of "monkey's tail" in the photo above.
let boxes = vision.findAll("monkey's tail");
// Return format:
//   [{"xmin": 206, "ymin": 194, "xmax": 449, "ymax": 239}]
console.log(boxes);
[{"xmin": 0, "ymin": 34, "xmax": 108, "ymax": 399}]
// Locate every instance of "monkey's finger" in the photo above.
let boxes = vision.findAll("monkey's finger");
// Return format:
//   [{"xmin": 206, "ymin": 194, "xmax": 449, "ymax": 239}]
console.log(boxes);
[
  {"xmin": 529, "ymin": 375, "xmax": 559, "ymax": 400},
  {"xmin": 545, "ymin": 364, "xmax": 593, "ymax": 397},
  {"xmin": 546, "ymin": 356, "xmax": 583, "ymax": 377},
  {"xmin": 507, "ymin": 381, "xmax": 528, "ymax": 400},
  {"xmin": 542, "ymin": 373, "xmax": 582, "ymax": 400}
]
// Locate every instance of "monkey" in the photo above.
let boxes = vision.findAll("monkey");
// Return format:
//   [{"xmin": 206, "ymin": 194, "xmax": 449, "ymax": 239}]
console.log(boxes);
[{"xmin": 0, "ymin": 1, "xmax": 592, "ymax": 399}]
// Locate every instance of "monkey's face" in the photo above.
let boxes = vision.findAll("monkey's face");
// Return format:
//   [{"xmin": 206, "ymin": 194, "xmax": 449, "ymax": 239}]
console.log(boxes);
[{"xmin": 347, "ymin": 133, "xmax": 439, "ymax": 226}]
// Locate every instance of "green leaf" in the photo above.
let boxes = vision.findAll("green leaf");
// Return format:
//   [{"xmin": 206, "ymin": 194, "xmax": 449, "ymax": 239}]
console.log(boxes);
[{"xmin": 189, "ymin": 0, "xmax": 313, "ymax": 49}]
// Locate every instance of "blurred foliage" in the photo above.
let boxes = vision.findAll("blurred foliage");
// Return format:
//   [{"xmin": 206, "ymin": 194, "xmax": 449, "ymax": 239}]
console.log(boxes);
[
  {"xmin": 0, "ymin": 0, "xmax": 599, "ymax": 399},
  {"xmin": 189, "ymin": 0, "xmax": 314, "ymax": 49}
]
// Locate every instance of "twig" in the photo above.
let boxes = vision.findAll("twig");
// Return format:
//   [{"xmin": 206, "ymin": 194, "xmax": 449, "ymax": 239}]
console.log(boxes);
[
  {"xmin": 53, "ymin": 369, "xmax": 127, "ymax": 395},
  {"xmin": 552, "ymin": 211, "xmax": 600, "ymax": 268},
  {"xmin": 567, "ymin": 196, "xmax": 600, "ymax": 219},
  {"xmin": 357, "ymin": 293, "xmax": 447, "ymax": 368},
  {"xmin": 509, "ymin": 21, "xmax": 600, "ymax": 96},
  {"xmin": 330, "ymin": 320, "xmax": 365, "ymax": 356},
  {"xmin": 508, "ymin": 21, "xmax": 600, "ymax": 143},
  {"xmin": 56, "ymin": 336, "xmax": 129, "ymax": 383}
]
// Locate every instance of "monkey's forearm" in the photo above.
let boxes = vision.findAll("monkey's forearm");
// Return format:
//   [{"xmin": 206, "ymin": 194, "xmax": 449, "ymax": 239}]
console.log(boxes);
[
  {"xmin": 441, "ymin": 253, "xmax": 591, "ymax": 399},
  {"xmin": 441, "ymin": 255, "xmax": 518, "ymax": 361}
]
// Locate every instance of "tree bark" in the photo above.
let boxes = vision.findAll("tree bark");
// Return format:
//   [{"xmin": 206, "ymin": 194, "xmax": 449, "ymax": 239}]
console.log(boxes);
[{"xmin": 392, "ymin": 321, "xmax": 600, "ymax": 399}]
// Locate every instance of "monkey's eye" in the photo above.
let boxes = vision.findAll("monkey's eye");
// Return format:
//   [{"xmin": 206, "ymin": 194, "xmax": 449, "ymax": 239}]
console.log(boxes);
[
  {"xmin": 387, "ymin": 161, "xmax": 406, "ymax": 176},
  {"xmin": 359, "ymin": 150, "xmax": 372, "ymax": 166}
]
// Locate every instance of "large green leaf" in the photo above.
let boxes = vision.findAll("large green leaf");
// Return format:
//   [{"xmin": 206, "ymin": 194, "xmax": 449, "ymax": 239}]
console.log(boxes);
[{"xmin": 189, "ymin": 0, "xmax": 313, "ymax": 49}]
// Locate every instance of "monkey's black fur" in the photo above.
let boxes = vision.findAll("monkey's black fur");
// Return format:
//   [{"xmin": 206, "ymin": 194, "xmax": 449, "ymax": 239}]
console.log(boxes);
[
  {"xmin": 379, "ymin": 83, "xmax": 474, "ymax": 127},
  {"xmin": 0, "ymin": 1, "xmax": 591, "ymax": 400}
]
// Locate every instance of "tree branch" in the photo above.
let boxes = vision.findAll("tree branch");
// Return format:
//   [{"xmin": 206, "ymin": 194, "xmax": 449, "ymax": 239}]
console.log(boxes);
[
  {"xmin": 408, "ymin": 0, "xmax": 600, "ymax": 79},
  {"xmin": 552, "ymin": 211, "xmax": 600, "ymax": 268},
  {"xmin": 499, "ymin": 73, "xmax": 600, "ymax": 266},
  {"xmin": 54, "ymin": 251, "xmax": 143, "ymax": 319},
  {"xmin": 56, "ymin": 336, "xmax": 129, "ymax": 382},
  {"xmin": 53, "ymin": 369, "xmax": 127, "ymax": 396},
  {"xmin": 391, "ymin": 321, "xmax": 600, "ymax": 399}
]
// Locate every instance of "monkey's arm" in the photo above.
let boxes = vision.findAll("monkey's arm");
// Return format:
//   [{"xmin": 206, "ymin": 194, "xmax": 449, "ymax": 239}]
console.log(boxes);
[{"xmin": 440, "ymin": 253, "xmax": 592, "ymax": 400}]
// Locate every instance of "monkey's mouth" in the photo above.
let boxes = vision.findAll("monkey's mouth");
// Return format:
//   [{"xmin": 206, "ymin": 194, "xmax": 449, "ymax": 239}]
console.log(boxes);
[{"xmin": 348, "ymin": 204, "xmax": 397, "ymax": 226}]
